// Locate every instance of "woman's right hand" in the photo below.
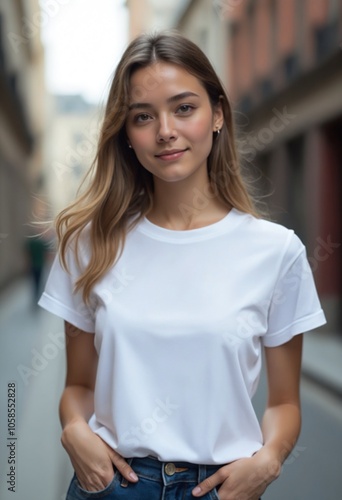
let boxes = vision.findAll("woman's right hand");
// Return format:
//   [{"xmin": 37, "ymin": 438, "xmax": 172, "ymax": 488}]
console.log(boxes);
[{"xmin": 61, "ymin": 419, "xmax": 139, "ymax": 492}]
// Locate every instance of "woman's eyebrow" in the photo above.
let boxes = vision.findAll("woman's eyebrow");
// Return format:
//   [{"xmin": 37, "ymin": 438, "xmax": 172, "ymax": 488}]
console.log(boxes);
[{"xmin": 128, "ymin": 91, "xmax": 200, "ymax": 111}]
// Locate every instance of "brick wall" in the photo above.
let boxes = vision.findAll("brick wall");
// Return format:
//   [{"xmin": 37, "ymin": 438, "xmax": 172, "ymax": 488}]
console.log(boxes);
[{"xmin": 225, "ymin": 0, "xmax": 338, "ymax": 103}]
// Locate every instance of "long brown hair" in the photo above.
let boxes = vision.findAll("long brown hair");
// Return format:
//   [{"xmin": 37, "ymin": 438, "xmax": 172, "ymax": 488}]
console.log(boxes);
[{"xmin": 56, "ymin": 31, "xmax": 260, "ymax": 303}]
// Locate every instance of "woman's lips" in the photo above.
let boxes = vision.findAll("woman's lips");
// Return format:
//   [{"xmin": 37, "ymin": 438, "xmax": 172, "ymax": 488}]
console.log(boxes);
[{"xmin": 155, "ymin": 149, "xmax": 188, "ymax": 161}]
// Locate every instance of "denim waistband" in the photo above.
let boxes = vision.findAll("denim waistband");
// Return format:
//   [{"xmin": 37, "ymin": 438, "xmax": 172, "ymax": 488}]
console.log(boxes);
[{"xmin": 125, "ymin": 456, "xmax": 224, "ymax": 485}]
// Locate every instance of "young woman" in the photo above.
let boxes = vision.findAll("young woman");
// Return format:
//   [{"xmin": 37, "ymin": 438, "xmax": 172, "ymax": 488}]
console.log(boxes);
[{"xmin": 39, "ymin": 32, "xmax": 326, "ymax": 500}]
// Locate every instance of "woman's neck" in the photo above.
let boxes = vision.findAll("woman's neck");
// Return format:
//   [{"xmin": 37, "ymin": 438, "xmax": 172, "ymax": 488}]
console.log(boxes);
[{"xmin": 146, "ymin": 175, "xmax": 230, "ymax": 230}]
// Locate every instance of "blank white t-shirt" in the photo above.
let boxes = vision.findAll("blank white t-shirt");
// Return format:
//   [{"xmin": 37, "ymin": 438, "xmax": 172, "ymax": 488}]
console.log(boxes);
[{"xmin": 39, "ymin": 208, "xmax": 326, "ymax": 464}]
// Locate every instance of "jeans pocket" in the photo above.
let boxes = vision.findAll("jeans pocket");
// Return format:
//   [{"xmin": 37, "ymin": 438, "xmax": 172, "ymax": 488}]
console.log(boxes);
[
  {"xmin": 68, "ymin": 472, "xmax": 118, "ymax": 499},
  {"xmin": 209, "ymin": 487, "xmax": 220, "ymax": 500}
]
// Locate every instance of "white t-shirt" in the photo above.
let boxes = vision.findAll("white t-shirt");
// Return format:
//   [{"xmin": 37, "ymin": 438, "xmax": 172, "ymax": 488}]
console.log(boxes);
[{"xmin": 39, "ymin": 208, "xmax": 326, "ymax": 465}]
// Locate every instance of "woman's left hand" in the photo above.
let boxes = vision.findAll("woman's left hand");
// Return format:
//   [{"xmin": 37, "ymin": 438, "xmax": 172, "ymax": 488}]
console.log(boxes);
[{"xmin": 192, "ymin": 450, "xmax": 281, "ymax": 499}]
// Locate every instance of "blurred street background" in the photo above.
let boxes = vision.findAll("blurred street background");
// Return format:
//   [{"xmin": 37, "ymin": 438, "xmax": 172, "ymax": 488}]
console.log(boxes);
[{"xmin": 0, "ymin": 0, "xmax": 341, "ymax": 499}]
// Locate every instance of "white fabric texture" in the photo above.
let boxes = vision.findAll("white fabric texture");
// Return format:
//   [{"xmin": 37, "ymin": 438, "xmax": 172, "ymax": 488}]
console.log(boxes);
[{"xmin": 39, "ymin": 208, "xmax": 326, "ymax": 464}]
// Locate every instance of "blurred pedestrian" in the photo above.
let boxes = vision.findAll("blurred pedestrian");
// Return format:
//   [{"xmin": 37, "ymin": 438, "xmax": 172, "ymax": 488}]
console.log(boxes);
[
  {"xmin": 39, "ymin": 32, "xmax": 326, "ymax": 500},
  {"xmin": 25, "ymin": 233, "xmax": 50, "ymax": 306}
]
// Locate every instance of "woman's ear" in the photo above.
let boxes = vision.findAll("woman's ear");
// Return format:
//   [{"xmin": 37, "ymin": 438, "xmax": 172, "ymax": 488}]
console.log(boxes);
[
  {"xmin": 213, "ymin": 96, "xmax": 224, "ymax": 132},
  {"xmin": 125, "ymin": 132, "xmax": 133, "ymax": 149}
]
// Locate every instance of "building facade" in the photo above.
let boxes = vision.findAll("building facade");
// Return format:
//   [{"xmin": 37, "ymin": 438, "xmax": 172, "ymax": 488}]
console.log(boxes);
[
  {"xmin": 43, "ymin": 94, "xmax": 103, "ymax": 218},
  {"xmin": 0, "ymin": 0, "xmax": 45, "ymax": 289},
  {"xmin": 127, "ymin": 0, "xmax": 184, "ymax": 39}
]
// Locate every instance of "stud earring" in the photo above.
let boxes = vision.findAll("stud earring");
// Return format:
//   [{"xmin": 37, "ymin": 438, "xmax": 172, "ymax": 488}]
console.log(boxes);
[
  {"xmin": 216, "ymin": 128, "xmax": 221, "ymax": 135},
  {"xmin": 128, "ymin": 143, "xmax": 132, "ymax": 149}
]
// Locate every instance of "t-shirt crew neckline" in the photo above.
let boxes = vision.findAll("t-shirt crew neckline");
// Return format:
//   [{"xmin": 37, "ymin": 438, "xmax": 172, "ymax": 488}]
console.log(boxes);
[{"xmin": 138, "ymin": 208, "xmax": 242, "ymax": 243}]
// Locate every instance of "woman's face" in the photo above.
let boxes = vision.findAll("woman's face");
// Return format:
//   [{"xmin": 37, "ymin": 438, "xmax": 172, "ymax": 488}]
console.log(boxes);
[{"xmin": 125, "ymin": 62, "xmax": 223, "ymax": 184}]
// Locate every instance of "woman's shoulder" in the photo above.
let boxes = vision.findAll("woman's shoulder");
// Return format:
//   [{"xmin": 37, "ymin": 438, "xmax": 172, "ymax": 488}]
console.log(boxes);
[
  {"xmin": 58, "ymin": 223, "xmax": 92, "ymax": 270},
  {"xmin": 236, "ymin": 210, "xmax": 305, "ymax": 260}
]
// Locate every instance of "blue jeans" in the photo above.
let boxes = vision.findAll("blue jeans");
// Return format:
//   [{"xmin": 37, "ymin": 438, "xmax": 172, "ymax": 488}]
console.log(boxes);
[{"xmin": 66, "ymin": 455, "xmax": 223, "ymax": 499}]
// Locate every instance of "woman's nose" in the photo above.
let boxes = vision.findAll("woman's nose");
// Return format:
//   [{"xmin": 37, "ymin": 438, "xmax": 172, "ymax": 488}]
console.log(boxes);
[{"xmin": 156, "ymin": 114, "xmax": 178, "ymax": 142}]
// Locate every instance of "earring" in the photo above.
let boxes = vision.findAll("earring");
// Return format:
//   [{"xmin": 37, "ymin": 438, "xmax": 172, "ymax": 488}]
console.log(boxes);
[
  {"xmin": 128, "ymin": 143, "xmax": 132, "ymax": 149},
  {"xmin": 216, "ymin": 128, "xmax": 221, "ymax": 135}
]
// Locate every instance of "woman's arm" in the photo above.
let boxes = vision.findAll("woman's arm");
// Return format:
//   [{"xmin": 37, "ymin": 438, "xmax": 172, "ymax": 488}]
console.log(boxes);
[
  {"xmin": 192, "ymin": 334, "xmax": 303, "ymax": 499},
  {"xmin": 60, "ymin": 321, "xmax": 138, "ymax": 492},
  {"xmin": 59, "ymin": 321, "xmax": 97, "ymax": 427},
  {"xmin": 259, "ymin": 333, "xmax": 302, "ymax": 468}
]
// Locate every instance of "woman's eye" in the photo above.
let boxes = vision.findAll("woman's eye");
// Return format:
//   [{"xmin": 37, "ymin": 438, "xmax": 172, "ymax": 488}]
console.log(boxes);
[
  {"xmin": 135, "ymin": 113, "xmax": 151, "ymax": 123},
  {"xmin": 177, "ymin": 104, "xmax": 194, "ymax": 114}
]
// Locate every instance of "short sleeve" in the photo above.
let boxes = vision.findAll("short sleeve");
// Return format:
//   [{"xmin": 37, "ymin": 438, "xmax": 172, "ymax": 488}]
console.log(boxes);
[
  {"xmin": 38, "ymin": 244, "xmax": 95, "ymax": 333},
  {"xmin": 263, "ymin": 234, "xmax": 326, "ymax": 347}
]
